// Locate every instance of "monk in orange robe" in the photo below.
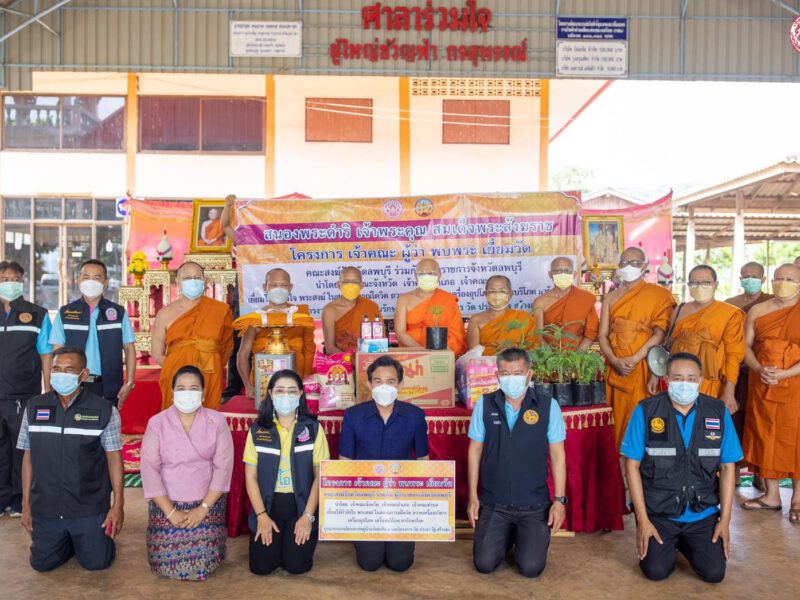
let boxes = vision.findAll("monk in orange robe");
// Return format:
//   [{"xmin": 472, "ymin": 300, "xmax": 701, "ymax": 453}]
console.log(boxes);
[
  {"xmin": 395, "ymin": 258, "xmax": 467, "ymax": 356},
  {"xmin": 599, "ymin": 247, "xmax": 675, "ymax": 448},
  {"xmin": 151, "ymin": 262, "xmax": 234, "ymax": 410},
  {"xmin": 236, "ymin": 268, "xmax": 316, "ymax": 398},
  {"xmin": 321, "ymin": 266, "xmax": 383, "ymax": 354},
  {"xmin": 533, "ymin": 256, "xmax": 599, "ymax": 351},
  {"xmin": 741, "ymin": 263, "xmax": 800, "ymax": 520},
  {"xmin": 197, "ymin": 208, "xmax": 225, "ymax": 247},
  {"xmin": 725, "ymin": 261, "xmax": 773, "ymax": 442},
  {"xmin": 467, "ymin": 275, "xmax": 535, "ymax": 355},
  {"xmin": 648, "ymin": 265, "xmax": 745, "ymax": 412}
]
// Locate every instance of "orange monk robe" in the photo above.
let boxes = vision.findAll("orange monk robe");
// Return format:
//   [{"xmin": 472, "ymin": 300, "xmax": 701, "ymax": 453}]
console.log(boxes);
[
  {"xmin": 479, "ymin": 309, "xmax": 536, "ymax": 356},
  {"xmin": 198, "ymin": 219, "xmax": 224, "ymax": 246},
  {"xmin": 234, "ymin": 304, "xmax": 316, "ymax": 379},
  {"xmin": 606, "ymin": 281, "xmax": 676, "ymax": 448},
  {"xmin": 543, "ymin": 286, "xmax": 599, "ymax": 350},
  {"xmin": 743, "ymin": 301, "xmax": 800, "ymax": 479},
  {"xmin": 334, "ymin": 296, "xmax": 383, "ymax": 353},
  {"xmin": 670, "ymin": 301, "xmax": 745, "ymax": 398},
  {"xmin": 405, "ymin": 289, "xmax": 467, "ymax": 356},
  {"xmin": 159, "ymin": 296, "xmax": 233, "ymax": 410}
]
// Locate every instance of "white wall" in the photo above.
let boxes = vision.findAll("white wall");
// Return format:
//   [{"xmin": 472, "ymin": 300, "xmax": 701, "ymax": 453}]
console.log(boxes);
[
  {"xmin": 135, "ymin": 154, "xmax": 264, "ymax": 199},
  {"xmin": 0, "ymin": 152, "xmax": 126, "ymax": 197}
]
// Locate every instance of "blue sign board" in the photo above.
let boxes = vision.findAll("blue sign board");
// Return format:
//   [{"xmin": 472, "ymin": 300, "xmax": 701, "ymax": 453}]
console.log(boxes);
[{"xmin": 557, "ymin": 17, "xmax": 627, "ymax": 41}]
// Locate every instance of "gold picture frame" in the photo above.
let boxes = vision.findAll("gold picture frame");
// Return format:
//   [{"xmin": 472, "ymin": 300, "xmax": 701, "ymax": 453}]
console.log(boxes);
[
  {"xmin": 190, "ymin": 199, "xmax": 232, "ymax": 253},
  {"xmin": 583, "ymin": 216, "xmax": 624, "ymax": 270}
]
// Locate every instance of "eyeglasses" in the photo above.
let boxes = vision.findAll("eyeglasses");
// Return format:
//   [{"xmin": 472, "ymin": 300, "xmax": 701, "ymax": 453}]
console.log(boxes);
[
  {"xmin": 417, "ymin": 272, "xmax": 439, "ymax": 277},
  {"xmin": 181, "ymin": 276, "xmax": 204, "ymax": 281},
  {"xmin": 551, "ymin": 269, "xmax": 574, "ymax": 275},
  {"xmin": 687, "ymin": 281, "xmax": 714, "ymax": 289},
  {"xmin": 618, "ymin": 260, "xmax": 644, "ymax": 268},
  {"xmin": 486, "ymin": 289, "xmax": 510, "ymax": 295}
]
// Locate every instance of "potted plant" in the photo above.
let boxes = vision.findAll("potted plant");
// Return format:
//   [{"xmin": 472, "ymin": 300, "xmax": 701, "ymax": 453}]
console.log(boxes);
[
  {"xmin": 127, "ymin": 250, "xmax": 148, "ymax": 286},
  {"xmin": 529, "ymin": 345, "xmax": 553, "ymax": 398},
  {"xmin": 545, "ymin": 348, "xmax": 575, "ymax": 407},
  {"xmin": 425, "ymin": 305, "xmax": 448, "ymax": 350},
  {"xmin": 570, "ymin": 349, "xmax": 606, "ymax": 407}
]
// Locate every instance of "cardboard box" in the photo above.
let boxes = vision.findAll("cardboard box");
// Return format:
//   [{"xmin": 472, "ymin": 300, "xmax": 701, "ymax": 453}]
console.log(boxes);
[{"xmin": 355, "ymin": 349, "xmax": 456, "ymax": 409}]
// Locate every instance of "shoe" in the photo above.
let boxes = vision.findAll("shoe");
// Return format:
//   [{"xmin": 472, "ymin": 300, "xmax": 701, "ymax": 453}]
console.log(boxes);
[{"xmin": 9, "ymin": 506, "xmax": 22, "ymax": 518}]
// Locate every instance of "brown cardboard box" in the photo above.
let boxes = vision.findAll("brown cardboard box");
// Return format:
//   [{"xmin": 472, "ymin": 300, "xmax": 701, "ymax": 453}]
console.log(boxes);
[{"xmin": 355, "ymin": 349, "xmax": 456, "ymax": 409}]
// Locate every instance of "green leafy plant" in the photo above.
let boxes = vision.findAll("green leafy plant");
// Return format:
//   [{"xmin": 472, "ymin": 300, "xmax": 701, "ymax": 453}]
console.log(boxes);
[
  {"xmin": 544, "ymin": 349, "xmax": 576, "ymax": 384},
  {"xmin": 529, "ymin": 345, "xmax": 554, "ymax": 384},
  {"xmin": 428, "ymin": 305, "xmax": 445, "ymax": 328},
  {"xmin": 537, "ymin": 319, "xmax": 584, "ymax": 353},
  {"xmin": 569, "ymin": 349, "xmax": 606, "ymax": 385}
]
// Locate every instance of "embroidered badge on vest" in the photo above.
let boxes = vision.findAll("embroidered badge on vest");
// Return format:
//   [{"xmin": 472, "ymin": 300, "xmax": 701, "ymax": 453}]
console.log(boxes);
[
  {"xmin": 105, "ymin": 308, "xmax": 118, "ymax": 321},
  {"xmin": 36, "ymin": 409, "xmax": 51, "ymax": 421},
  {"xmin": 64, "ymin": 309, "xmax": 82, "ymax": 320},
  {"xmin": 705, "ymin": 418, "xmax": 720, "ymax": 430},
  {"xmin": 650, "ymin": 417, "xmax": 666, "ymax": 434},
  {"xmin": 523, "ymin": 409, "xmax": 539, "ymax": 425},
  {"xmin": 74, "ymin": 413, "xmax": 99, "ymax": 422},
  {"xmin": 297, "ymin": 427, "xmax": 311, "ymax": 443},
  {"xmin": 705, "ymin": 432, "xmax": 721, "ymax": 442},
  {"xmin": 18, "ymin": 312, "xmax": 33, "ymax": 324}
]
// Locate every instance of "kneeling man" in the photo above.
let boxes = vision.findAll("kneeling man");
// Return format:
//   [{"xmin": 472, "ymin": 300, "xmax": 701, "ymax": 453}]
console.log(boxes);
[
  {"xmin": 467, "ymin": 347, "xmax": 567, "ymax": 578},
  {"xmin": 622, "ymin": 352, "xmax": 741, "ymax": 584}
]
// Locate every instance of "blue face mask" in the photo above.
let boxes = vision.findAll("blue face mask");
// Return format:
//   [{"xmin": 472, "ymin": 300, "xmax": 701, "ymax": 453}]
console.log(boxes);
[
  {"xmin": 498, "ymin": 375, "xmax": 529, "ymax": 399},
  {"xmin": 181, "ymin": 279, "xmax": 205, "ymax": 299},
  {"xmin": 741, "ymin": 277, "xmax": 762, "ymax": 295},
  {"xmin": 273, "ymin": 393, "xmax": 300, "ymax": 416},
  {"xmin": 668, "ymin": 381, "xmax": 700, "ymax": 406},
  {"xmin": 50, "ymin": 372, "xmax": 81, "ymax": 396}
]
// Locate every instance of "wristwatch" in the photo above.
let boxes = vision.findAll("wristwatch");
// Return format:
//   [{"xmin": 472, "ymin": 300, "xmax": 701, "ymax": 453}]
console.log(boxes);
[
  {"xmin": 201, "ymin": 501, "xmax": 210, "ymax": 511},
  {"xmin": 553, "ymin": 496, "xmax": 569, "ymax": 506},
  {"xmin": 303, "ymin": 511, "xmax": 316, "ymax": 523}
]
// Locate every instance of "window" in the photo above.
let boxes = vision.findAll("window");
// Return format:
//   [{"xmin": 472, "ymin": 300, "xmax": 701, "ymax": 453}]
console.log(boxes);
[
  {"xmin": 140, "ymin": 96, "xmax": 264, "ymax": 152},
  {"xmin": 66, "ymin": 198, "xmax": 93, "ymax": 220},
  {"xmin": 34, "ymin": 198, "xmax": 62, "ymax": 220},
  {"xmin": 96, "ymin": 199, "xmax": 122, "ymax": 221},
  {"xmin": 3, "ymin": 224, "xmax": 32, "ymax": 292},
  {"xmin": 2, "ymin": 95, "xmax": 125, "ymax": 150},
  {"xmin": 3, "ymin": 197, "xmax": 31, "ymax": 219},
  {"xmin": 305, "ymin": 98, "xmax": 373, "ymax": 143},
  {"xmin": 442, "ymin": 99, "xmax": 510, "ymax": 145}
]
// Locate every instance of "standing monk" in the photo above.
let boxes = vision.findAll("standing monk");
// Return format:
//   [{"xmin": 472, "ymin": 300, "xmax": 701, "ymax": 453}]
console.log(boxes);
[
  {"xmin": 725, "ymin": 261, "xmax": 773, "ymax": 441},
  {"xmin": 648, "ymin": 265, "xmax": 745, "ymax": 413},
  {"xmin": 467, "ymin": 276, "xmax": 535, "ymax": 355},
  {"xmin": 533, "ymin": 257, "xmax": 599, "ymax": 350},
  {"xmin": 235, "ymin": 268, "xmax": 316, "ymax": 397},
  {"xmin": 599, "ymin": 247, "xmax": 675, "ymax": 448},
  {"xmin": 395, "ymin": 258, "xmax": 467, "ymax": 356},
  {"xmin": 151, "ymin": 262, "xmax": 233, "ymax": 410},
  {"xmin": 740, "ymin": 263, "xmax": 800, "ymax": 522},
  {"xmin": 321, "ymin": 267, "xmax": 383, "ymax": 354}
]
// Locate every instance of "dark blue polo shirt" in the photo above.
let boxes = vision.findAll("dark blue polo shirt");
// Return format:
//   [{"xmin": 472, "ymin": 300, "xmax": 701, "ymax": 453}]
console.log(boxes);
[{"xmin": 338, "ymin": 400, "xmax": 429, "ymax": 460}]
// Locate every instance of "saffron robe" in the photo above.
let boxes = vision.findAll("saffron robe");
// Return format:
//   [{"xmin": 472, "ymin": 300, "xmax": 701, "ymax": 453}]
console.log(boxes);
[{"xmin": 404, "ymin": 289, "xmax": 467, "ymax": 357}]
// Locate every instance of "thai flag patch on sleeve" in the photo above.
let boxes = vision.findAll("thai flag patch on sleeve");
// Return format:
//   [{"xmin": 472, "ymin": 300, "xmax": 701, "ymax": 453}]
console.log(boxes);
[
  {"xmin": 36, "ymin": 409, "xmax": 51, "ymax": 421},
  {"xmin": 705, "ymin": 418, "xmax": 720, "ymax": 430}
]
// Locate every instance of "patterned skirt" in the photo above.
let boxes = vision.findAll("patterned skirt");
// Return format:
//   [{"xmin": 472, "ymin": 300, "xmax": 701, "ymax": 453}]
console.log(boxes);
[{"xmin": 146, "ymin": 496, "xmax": 227, "ymax": 581}]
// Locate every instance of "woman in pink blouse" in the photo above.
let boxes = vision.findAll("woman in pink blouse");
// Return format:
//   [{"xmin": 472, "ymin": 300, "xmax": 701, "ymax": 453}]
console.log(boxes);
[{"xmin": 141, "ymin": 365, "xmax": 234, "ymax": 580}]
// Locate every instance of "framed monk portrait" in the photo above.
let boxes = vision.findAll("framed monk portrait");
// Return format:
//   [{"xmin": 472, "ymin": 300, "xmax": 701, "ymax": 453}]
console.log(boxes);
[
  {"xmin": 190, "ymin": 199, "xmax": 232, "ymax": 253},
  {"xmin": 583, "ymin": 216, "xmax": 624, "ymax": 270}
]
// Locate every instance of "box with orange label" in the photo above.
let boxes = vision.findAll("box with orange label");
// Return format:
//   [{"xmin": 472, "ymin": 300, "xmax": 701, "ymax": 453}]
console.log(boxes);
[{"xmin": 355, "ymin": 349, "xmax": 456, "ymax": 409}]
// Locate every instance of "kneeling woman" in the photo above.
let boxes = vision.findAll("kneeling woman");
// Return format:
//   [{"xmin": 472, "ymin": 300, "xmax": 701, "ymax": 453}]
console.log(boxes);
[
  {"xmin": 141, "ymin": 365, "xmax": 234, "ymax": 580},
  {"xmin": 244, "ymin": 369, "xmax": 330, "ymax": 575}
]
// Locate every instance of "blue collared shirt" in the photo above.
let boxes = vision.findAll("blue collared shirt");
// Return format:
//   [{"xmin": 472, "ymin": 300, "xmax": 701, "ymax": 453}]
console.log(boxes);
[
  {"xmin": 339, "ymin": 400, "xmax": 429, "ymax": 460},
  {"xmin": 621, "ymin": 400, "xmax": 743, "ymax": 523},
  {"xmin": 468, "ymin": 396, "xmax": 566, "ymax": 444},
  {"xmin": 49, "ymin": 305, "xmax": 135, "ymax": 376}
]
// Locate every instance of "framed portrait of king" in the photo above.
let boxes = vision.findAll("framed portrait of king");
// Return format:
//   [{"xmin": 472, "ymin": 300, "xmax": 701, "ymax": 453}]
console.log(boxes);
[
  {"xmin": 583, "ymin": 216, "xmax": 624, "ymax": 270},
  {"xmin": 190, "ymin": 199, "xmax": 232, "ymax": 253}
]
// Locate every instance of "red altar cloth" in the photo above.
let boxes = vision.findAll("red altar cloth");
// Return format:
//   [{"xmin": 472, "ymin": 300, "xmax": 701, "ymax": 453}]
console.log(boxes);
[
  {"xmin": 120, "ymin": 368, "xmax": 162, "ymax": 435},
  {"xmin": 222, "ymin": 397, "xmax": 624, "ymax": 538}
]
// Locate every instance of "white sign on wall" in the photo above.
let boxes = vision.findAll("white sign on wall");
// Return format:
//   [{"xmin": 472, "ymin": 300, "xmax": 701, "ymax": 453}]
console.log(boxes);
[
  {"xmin": 229, "ymin": 21, "xmax": 302, "ymax": 58},
  {"xmin": 555, "ymin": 17, "xmax": 628, "ymax": 78}
]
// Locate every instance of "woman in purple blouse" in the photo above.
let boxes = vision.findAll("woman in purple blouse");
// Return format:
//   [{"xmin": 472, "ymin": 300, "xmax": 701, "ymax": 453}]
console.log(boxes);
[{"xmin": 141, "ymin": 365, "xmax": 234, "ymax": 580}]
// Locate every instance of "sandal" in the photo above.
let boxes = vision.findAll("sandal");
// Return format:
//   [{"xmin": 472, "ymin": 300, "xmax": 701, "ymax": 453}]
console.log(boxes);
[
  {"xmin": 741, "ymin": 496, "xmax": 782, "ymax": 511},
  {"xmin": 790, "ymin": 507, "xmax": 800, "ymax": 525}
]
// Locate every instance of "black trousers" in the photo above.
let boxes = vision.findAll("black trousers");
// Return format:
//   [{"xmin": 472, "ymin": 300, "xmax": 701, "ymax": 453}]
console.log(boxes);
[
  {"xmin": 354, "ymin": 541, "xmax": 415, "ymax": 572},
  {"xmin": 0, "ymin": 398, "xmax": 26, "ymax": 510},
  {"xmin": 223, "ymin": 283, "xmax": 243, "ymax": 399},
  {"xmin": 249, "ymin": 493, "xmax": 318, "ymax": 575},
  {"xmin": 640, "ymin": 513, "xmax": 726, "ymax": 583},
  {"xmin": 473, "ymin": 503, "xmax": 551, "ymax": 578},
  {"xmin": 83, "ymin": 381, "xmax": 118, "ymax": 408},
  {"xmin": 30, "ymin": 513, "xmax": 115, "ymax": 572}
]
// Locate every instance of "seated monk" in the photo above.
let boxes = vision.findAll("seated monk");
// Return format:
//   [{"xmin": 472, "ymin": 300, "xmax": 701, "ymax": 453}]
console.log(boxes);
[
  {"xmin": 395, "ymin": 258, "xmax": 467, "ymax": 356},
  {"xmin": 467, "ymin": 275, "xmax": 535, "ymax": 356},
  {"xmin": 198, "ymin": 208, "xmax": 225, "ymax": 247},
  {"xmin": 599, "ymin": 247, "xmax": 675, "ymax": 448},
  {"xmin": 151, "ymin": 262, "xmax": 233, "ymax": 410},
  {"xmin": 321, "ymin": 266, "xmax": 383, "ymax": 354},
  {"xmin": 741, "ymin": 263, "xmax": 800, "ymax": 520},
  {"xmin": 725, "ymin": 261, "xmax": 773, "ymax": 443},
  {"xmin": 533, "ymin": 256, "xmax": 598, "ymax": 350},
  {"xmin": 648, "ymin": 264, "xmax": 745, "ymax": 412},
  {"xmin": 236, "ymin": 268, "xmax": 315, "ymax": 398}
]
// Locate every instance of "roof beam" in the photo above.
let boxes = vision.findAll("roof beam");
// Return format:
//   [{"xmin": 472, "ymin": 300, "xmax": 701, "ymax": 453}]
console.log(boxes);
[
  {"xmin": 0, "ymin": 0, "xmax": 72, "ymax": 45},
  {"xmin": 771, "ymin": 0, "xmax": 800, "ymax": 16}
]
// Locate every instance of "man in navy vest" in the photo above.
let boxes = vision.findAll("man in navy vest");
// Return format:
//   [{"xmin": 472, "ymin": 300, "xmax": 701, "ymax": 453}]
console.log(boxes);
[
  {"xmin": 50, "ymin": 259, "xmax": 136, "ymax": 408},
  {"xmin": 18, "ymin": 346, "xmax": 124, "ymax": 571},
  {"xmin": 622, "ymin": 351, "xmax": 742, "ymax": 583},
  {"xmin": 339, "ymin": 354, "xmax": 429, "ymax": 572},
  {"xmin": 0, "ymin": 261, "xmax": 52, "ymax": 518},
  {"xmin": 467, "ymin": 347, "xmax": 567, "ymax": 578}
]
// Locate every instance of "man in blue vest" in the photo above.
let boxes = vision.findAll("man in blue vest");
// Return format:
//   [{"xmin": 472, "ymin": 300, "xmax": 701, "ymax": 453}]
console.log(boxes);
[
  {"xmin": 18, "ymin": 346, "xmax": 124, "ymax": 571},
  {"xmin": 50, "ymin": 259, "xmax": 136, "ymax": 408},
  {"xmin": 467, "ymin": 347, "xmax": 567, "ymax": 578},
  {"xmin": 339, "ymin": 354, "xmax": 429, "ymax": 572},
  {"xmin": 0, "ymin": 261, "xmax": 52, "ymax": 518},
  {"xmin": 622, "ymin": 351, "xmax": 741, "ymax": 583}
]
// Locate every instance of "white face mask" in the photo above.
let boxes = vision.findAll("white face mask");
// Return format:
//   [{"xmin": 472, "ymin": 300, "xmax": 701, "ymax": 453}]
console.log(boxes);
[
  {"xmin": 616, "ymin": 265, "xmax": 643, "ymax": 283},
  {"xmin": 267, "ymin": 287, "xmax": 290, "ymax": 304},
  {"xmin": 79, "ymin": 279, "xmax": 105, "ymax": 299},
  {"xmin": 372, "ymin": 384, "xmax": 398, "ymax": 407},
  {"xmin": 173, "ymin": 390, "xmax": 203, "ymax": 414}
]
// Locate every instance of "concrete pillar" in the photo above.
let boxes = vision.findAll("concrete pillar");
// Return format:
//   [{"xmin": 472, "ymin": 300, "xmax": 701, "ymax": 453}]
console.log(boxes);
[{"xmin": 731, "ymin": 190, "xmax": 745, "ymax": 294}]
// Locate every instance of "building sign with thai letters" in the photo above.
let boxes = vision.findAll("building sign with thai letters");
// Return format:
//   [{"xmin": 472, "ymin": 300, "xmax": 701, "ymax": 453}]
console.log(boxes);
[
  {"xmin": 555, "ymin": 17, "xmax": 628, "ymax": 78},
  {"xmin": 230, "ymin": 21, "xmax": 302, "ymax": 58}
]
